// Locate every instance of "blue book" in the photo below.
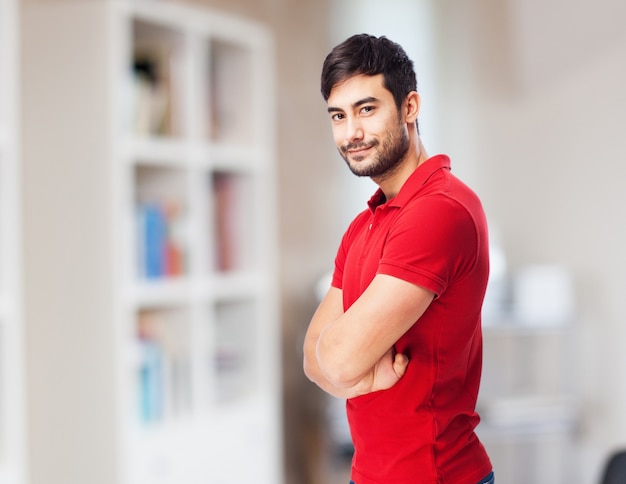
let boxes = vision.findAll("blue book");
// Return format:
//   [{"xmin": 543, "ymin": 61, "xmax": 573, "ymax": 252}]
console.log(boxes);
[
  {"xmin": 142, "ymin": 203, "xmax": 166, "ymax": 278},
  {"xmin": 139, "ymin": 339, "xmax": 164, "ymax": 423}
]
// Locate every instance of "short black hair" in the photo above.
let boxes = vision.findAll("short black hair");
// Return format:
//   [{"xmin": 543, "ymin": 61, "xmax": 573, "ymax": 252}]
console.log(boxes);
[{"xmin": 320, "ymin": 34, "xmax": 417, "ymax": 111}]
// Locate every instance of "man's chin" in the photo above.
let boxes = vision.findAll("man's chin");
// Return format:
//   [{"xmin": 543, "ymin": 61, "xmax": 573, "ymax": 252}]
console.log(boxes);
[{"xmin": 348, "ymin": 163, "xmax": 374, "ymax": 177}]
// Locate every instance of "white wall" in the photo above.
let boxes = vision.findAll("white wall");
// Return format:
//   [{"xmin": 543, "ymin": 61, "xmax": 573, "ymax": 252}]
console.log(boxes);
[{"xmin": 434, "ymin": 0, "xmax": 626, "ymax": 482}]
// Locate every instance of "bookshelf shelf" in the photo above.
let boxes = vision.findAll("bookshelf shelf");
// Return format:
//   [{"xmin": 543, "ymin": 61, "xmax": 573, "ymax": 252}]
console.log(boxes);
[
  {"xmin": 209, "ymin": 272, "xmax": 262, "ymax": 298},
  {"xmin": 22, "ymin": 1, "xmax": 282, "ymax": 483},
  {"xmin": 208, "ymin": 145, "xmax": 261, "ymax": 171},
  {"xmin": 129, "ymin": 280, "xmax": 194, "ymax": 307},
  {"xmin": 125, "ymin": 138, "xmax": 190, "ymax": 165}
]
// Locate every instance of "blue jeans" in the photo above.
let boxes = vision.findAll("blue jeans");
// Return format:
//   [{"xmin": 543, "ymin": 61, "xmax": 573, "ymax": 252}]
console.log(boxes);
[
  {"xmin": 350, "ymin": 471, "xmax": 494, "ymax": 484},
  {"xmin": 479, "ymin": 472, "xmax": 495, "ymax": 484}
]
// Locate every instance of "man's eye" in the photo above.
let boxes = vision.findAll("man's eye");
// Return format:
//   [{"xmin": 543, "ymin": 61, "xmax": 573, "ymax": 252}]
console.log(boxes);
[
  {"xmin": 361, "ymin": 106, "xmax": 375, "ymax": 114},
  {"xmin": 331, "ymin": 113, "xmax": 345, "ymax": 121}
]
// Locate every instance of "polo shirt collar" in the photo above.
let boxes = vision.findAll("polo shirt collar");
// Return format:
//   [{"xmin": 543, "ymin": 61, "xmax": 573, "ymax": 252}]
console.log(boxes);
[{"xmin": 367, "ymin": 154, "xmax": 451, "ymax": 212}]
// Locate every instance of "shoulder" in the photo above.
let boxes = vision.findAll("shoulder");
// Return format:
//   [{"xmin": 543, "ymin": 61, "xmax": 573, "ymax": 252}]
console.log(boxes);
[
  {"xmin": 390, "ymin": 186, "xmax": 487, "ymax": 264},
  {"xmin": 404, "ymin": 170, "xmax": 487, "ymax": 233}
]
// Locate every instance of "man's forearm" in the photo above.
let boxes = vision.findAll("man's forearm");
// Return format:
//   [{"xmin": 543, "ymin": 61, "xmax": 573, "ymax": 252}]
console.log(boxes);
[
  {"xmin": 303, "ymin": 333, "xmax": 366, "ymax": 399},
  {"xmin": 309, "ymin": 368, "xmax": 366, "ymax": 399},
  {"xmin": 305, "ymin": 335, "xmax": 408, "ymax": 399},
  {"xmin": 303, "ymin": 287, "xmax": 363, "ymax": 398},
  {"xmin": 302, "ymin": 284, "xmax": 409, "ymax": 398}
]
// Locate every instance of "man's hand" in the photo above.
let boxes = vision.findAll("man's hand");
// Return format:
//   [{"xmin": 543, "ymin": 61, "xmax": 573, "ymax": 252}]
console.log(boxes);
[{"xmin": 355, "ymin": 348, "xmax": 409, "ymax": 395}]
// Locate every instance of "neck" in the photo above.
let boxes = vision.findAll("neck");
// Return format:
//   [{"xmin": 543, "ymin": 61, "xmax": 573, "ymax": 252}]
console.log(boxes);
[{"xmin": 374, "ymin": 135, "xmax": 428, "ymax": 200}]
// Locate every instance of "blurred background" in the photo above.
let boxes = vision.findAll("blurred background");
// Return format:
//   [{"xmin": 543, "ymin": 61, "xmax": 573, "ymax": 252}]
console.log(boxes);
[{"xmin": 0, "ymin": 0, "xmax": 625, "ymax": 483}]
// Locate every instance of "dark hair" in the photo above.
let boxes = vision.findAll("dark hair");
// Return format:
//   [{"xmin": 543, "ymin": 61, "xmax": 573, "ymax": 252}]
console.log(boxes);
[{"xmin": 321, "ymin": 34, "xmax": 417, "ymax": 111}]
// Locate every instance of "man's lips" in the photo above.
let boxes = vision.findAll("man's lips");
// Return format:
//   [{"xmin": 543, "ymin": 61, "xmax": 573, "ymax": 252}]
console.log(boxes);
[
  {"xmin": 343, "ymin": 142, "xmax": 377, "ymax": 156},
  {"xmin": 348, "ymin": 146, "xmax": 371, "ymax": 155}
]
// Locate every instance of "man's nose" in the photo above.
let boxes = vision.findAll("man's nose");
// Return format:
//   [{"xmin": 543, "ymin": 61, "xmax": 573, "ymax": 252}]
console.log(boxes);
[{"xmin": 345, "ymin": 117, "xmax": 364, "ymax": 143}]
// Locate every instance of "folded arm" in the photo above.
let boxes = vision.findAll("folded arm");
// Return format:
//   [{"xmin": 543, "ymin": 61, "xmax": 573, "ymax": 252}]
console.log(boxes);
[{"xmin": 303, "ymin": 274, "xmax": 435, "ymax": 399}]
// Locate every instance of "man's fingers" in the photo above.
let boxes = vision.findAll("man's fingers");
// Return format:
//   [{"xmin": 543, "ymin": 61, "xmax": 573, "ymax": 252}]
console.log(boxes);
[{"xmin": 393, "ymin": 353, "xmax": 409, "ymax": 377}]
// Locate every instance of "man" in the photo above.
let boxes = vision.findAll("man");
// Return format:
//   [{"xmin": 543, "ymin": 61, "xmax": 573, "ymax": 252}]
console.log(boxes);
[{"xmin": 303, "ymin": 34, "xmax": 494, "ymax": 484}]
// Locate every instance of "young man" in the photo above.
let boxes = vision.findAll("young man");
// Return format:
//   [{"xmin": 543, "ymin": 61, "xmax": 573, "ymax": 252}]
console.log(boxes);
[{"xmin": 303, "ymin": 34, "xmax": 494, "ymax": 484}]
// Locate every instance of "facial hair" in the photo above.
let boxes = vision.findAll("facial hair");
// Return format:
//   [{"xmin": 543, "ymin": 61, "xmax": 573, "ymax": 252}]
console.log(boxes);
[{"xmin": 339, "ymin": 120, "xmax": 410, "ymax": 179}]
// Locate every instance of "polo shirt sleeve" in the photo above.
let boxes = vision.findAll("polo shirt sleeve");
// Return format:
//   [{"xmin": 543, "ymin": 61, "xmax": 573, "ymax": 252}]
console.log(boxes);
[{"xmin": 378, "ymin": 195, "xmax": 480, "ymax": 297}]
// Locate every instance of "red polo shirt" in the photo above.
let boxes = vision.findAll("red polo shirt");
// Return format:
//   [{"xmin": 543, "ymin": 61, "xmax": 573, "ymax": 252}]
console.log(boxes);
[{"xmin": 332, "ymin": 155, "xmax": 492, "ymax": 484}]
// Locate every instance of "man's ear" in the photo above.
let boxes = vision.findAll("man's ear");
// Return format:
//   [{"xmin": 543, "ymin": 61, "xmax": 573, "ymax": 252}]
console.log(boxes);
[{"xmin": 404, "ymin": 91, "xmax": 421, "ymax": 123}]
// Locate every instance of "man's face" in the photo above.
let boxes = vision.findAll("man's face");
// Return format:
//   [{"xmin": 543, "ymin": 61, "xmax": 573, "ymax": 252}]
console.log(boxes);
[{"xmin": 326, "ymin": 74, "xmax": 409, "ymax": 179}]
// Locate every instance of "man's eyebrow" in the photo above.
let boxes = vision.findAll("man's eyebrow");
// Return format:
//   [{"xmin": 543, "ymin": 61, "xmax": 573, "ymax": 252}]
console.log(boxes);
[
  {"xmin": 353, "ymin": 96, "xmax": 379, "ymax": 107},
  {"xmin": 327, "ymin": 96, "xmax": 380, "ymax": 113}
]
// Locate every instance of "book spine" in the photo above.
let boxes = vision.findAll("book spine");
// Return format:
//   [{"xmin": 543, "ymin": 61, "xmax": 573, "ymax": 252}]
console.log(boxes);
[
  {"xmin": 138, "ymin": 338, "xmax": 164, "ymax": 423},
  {"xmin": 142, "ymin": 203, "xmax": 166, "ymax": 279},
  {"xmin": 138, "ymin": 201, "xmax": 185, "ymax": 279}
]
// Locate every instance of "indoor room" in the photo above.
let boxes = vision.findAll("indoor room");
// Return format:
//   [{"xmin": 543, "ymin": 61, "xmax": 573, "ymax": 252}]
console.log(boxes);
[{"xmin": 1, "ymin": 0, "xmax": 625, "ymax": 483}]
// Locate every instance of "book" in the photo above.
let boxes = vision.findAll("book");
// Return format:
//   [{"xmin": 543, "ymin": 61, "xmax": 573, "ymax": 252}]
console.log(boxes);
[
  {"xmin": 136, "ymin": 309, "xmax": 192, "ymax": 423},
  {"xmin": 140, "ymin": 202, "xmax": 166, "ymax": 278},
  {"xmin": 137, "ymin": 200, "xmax": 185, "ymax": 279},
  {"xmin": 212, "ymin": 172, "xmax": 251, "ymax": 272}
]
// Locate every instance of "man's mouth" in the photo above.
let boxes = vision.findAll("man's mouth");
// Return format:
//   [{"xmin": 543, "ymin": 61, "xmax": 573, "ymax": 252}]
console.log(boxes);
[
  {"xmin": 349, "ymin": 147, "xmax": 371, "ymax": 156},
  {"xmin": 342, "ymin": 141, "xmax": 377, "ymax": 156}
]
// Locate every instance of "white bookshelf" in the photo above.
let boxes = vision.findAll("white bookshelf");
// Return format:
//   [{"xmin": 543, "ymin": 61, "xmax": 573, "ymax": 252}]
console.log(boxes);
[
  {"xmin": 477, "ymin": 321, "xmax": 580, "ymax": 483},
  {"xmin": 0, "ymin": 0, "xmax": 26, "ymax": 482},
  {"xmin": 23, "ymin": 2, "xmax": 282, "ymax": 484}
]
